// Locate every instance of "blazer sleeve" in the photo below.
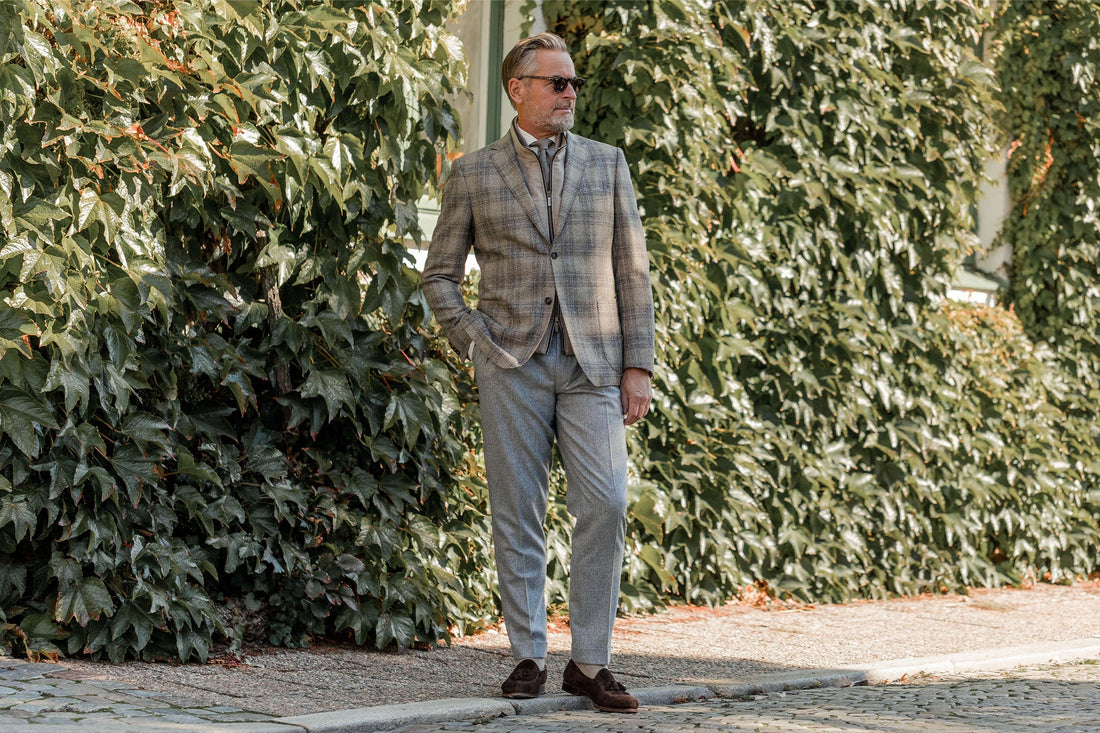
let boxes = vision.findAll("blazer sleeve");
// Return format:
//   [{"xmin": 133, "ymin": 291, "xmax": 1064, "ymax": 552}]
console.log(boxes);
[
  {"xmin": 422, "ymin": 159, "xmax": 477, "ymax": 359},
  {"xmin": 611, "ymin": 147, "xmax": 656, "ymax": 375}
]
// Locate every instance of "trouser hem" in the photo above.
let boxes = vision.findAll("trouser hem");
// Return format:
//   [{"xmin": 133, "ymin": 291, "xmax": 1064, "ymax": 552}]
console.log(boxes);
[{"xmin": 569, "ymin": 648, "xmax": 612, "ymax": 666}]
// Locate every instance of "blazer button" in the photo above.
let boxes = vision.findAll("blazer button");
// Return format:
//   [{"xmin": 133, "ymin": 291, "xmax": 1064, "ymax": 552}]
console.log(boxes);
[
  {"xmin": 550, "ymin": 252, "xmax": 558, "ymax": 259},
  {"xmin": 544, "ymin": 297, "xmax": 553, "ymax": 305}
]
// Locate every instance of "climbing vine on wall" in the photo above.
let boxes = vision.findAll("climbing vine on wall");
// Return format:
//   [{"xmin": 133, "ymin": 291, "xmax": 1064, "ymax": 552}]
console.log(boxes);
[
  {"xmin": 542, "ymin": 0, "xmax": 1100, "ymax": 608},
  {"xmin": 0, "ymin": 0, "xmax": 495, "ymax": 662}
]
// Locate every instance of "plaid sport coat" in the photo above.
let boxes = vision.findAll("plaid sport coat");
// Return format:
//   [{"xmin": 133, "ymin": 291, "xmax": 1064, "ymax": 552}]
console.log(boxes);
[{"xmin": 422, "ymin": 131, "xmax": 655, "ymax": 388}]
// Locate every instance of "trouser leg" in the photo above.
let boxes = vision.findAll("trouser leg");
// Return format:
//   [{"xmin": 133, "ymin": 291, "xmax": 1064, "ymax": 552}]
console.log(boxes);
[
  {"xmin": 475, "ymin": 350, "xmax": 555, "ymax": 661},
  {"xmin": 554, "ymin": 359, "xmax": 629, "ymax": 666}
]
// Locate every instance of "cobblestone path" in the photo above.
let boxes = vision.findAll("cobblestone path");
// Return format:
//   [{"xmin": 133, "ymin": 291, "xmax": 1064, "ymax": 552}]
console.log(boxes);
[{"xmin": 0, "ymin": 659, "xmax": 274, "ymax": 730}]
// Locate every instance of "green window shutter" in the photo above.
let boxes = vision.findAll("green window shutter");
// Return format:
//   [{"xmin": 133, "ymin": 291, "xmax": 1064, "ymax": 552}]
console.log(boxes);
[{"xmin": 486, "ymin": 0, "xmax": 505, "ymax": 144}]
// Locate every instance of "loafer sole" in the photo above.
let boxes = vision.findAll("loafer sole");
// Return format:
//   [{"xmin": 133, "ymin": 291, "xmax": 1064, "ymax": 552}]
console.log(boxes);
[
  {"xmin": 561, "ymin": 682, "xmax": 638, "ymax": 713},
  {"xmin": 502, "ymin": 685, "xmax": 544, "ymax": 699}
]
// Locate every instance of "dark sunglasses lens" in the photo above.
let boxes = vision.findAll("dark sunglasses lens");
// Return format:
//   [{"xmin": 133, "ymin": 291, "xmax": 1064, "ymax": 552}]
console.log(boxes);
[{"xmin": 549, "ymin": 77, "xmax": 585, "ymax": 92}]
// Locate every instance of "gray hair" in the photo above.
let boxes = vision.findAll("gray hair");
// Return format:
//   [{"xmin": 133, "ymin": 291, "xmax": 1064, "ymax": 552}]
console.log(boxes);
[{"xmin": 501, "ymin": 32, "xmax": 570, "ymax": 108}]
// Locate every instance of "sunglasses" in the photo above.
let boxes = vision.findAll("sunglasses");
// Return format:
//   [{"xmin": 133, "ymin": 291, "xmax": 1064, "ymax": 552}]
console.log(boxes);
[{"xmin": 517, "ymin": 75, "xmax": 587, "ymax": 93}]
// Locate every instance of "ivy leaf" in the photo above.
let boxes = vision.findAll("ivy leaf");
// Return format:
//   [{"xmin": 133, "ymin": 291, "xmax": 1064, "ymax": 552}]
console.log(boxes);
[
  {"xmin": 120, "ymin": 413, "xmax": 172, "ymax": 453},
  {"xmin": 20, "ymin": 612, "xmax": 66, "ymax": 641},
  {"xmin": 175, "ymin": 628, "xmax": 211, "ymax": 662},
  {"xmin": 301, "ymin": 370, "xmax": 354, "ymax": 422},
  {"xmin": 0, "ymin": 389, "xmax": 58, "ymax": 458},
  {"xmin": 335, "ymin": 553, "xmax": 366, "ymax": 576},
  {"xmin": 110, "ymin": 603, "xmax": 160, "ymax": 650},
  {"xmin": 175, "ymin": 447, "xmax": 224, "ymax": 489},
  {"xmin": 0, "ymin": 499, "xmax": 36, "ymax": 542},
  {"xmin": 374, "ymin": 612, "xmax": 415, "ymax": 650},
  {"xmin": 44, "ymin": 359, "xmax": 91, "ymax": 413},
  {"xmin": 77, "ymin": 188, "xmax": 101, "ymax": 231},
  {"xmin": 628, "ymin": 488, "xmax": 666, "ymax": 543},
  {"xmin": 55, "ymin": 578, "xmax": 115, "ymax": 626}
]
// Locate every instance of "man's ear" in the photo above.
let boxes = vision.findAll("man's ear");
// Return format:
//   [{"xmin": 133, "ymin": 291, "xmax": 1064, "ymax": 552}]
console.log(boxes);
[{"xmin": 507, "ymin": 77, "xmax": 524, "ymax": 107}]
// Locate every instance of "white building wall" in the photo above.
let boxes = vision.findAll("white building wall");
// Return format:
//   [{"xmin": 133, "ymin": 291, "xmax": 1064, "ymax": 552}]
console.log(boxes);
[
  {"xmin": 975, "ymin": 149, "xmax": 1012, "ymax": 280},
  {"xmin": 414, "ymin": 0, "xmax": 540, "ymax": 268}
]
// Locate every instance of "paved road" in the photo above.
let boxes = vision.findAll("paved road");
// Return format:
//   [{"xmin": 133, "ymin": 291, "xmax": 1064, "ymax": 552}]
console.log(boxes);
[
  {"xmin": 4, "ymin": 652, "xmax": 1100, "ymax": 730},
  {"xmin": 0, "ymin": 659, "xmax": 274, "ymax": 731},
  {"xmin": 392, "ymin": 661, "xmax": 1100, "ymax": 732}
]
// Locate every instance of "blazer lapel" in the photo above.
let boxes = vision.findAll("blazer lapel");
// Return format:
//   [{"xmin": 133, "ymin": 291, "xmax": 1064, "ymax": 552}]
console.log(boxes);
[
  {"xmin": 556, "ymin": 132, "xmax": 589, "ymax": 242},
  {"xmin": 488, "ymin": 137, "xmax": 546, "ymax": 243}
]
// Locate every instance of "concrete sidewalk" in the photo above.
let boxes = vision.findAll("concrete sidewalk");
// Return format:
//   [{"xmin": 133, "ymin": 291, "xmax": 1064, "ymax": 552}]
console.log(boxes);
[{"xmin": 2, "ymin": 582, "xmax": 1099, "ymax": 731}]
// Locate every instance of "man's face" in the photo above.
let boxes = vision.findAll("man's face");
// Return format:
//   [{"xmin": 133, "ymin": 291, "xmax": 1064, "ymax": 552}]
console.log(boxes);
[{"xmin": 510, "ymin": 49, "xmax": 577, "ymax": 138}]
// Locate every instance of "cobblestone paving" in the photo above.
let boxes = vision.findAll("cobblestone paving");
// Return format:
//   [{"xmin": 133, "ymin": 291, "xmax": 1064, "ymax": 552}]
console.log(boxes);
[
  {"xmin": 0, "ymin": 658, "xmax": 277, "ymax": 729},
  {"xmin": 393, "ymin": 661, "xmax": 1100, "ymax": 733}
]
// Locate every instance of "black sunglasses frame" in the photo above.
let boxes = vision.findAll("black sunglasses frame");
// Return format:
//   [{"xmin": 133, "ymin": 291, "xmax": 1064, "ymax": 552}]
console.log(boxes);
[{"xmin": 516, "ymin": 75, "xmax": 586, "ymax": 93}]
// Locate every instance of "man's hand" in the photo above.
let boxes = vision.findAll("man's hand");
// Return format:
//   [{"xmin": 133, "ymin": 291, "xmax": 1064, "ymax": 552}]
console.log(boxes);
[{"xmin": 620, "ymin": 367, "xmax": 653, "ymax": 426}]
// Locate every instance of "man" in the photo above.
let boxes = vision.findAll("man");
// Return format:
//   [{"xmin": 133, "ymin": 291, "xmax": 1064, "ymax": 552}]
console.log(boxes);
[{"xmin": 422, "ymin": 32, "xmax": 654, "ymax": 714}]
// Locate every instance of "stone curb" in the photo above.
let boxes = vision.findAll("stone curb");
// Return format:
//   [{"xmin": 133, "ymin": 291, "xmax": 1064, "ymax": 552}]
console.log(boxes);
[
  {"xmin": 707, "ymin": 668, "xmax": 868, "ymax": 697},
  {"xmin": 267, "ymin": 637, "xmax": 1100, "ymax": 732},
  {"xmin": 0, "ymin": 724, "xmax": 306, "ymax": 733},
  {"xmin": 850, "ymin": 635, "xmax": 1100, "ymax": 684},
  {"xmin": 275, "ymin": 698, "xmax": 516, "ymax": 733},
  {"xmin": 268, "ymin": 688, "xmax": 716, "ymax": 732}
]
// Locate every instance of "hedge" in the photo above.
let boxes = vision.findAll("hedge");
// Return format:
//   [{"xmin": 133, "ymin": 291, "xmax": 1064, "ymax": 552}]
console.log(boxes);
[
  {"xmin": 0, "ymin": 0, "xmax": 495, "ymax": 662},
  {"xmin": 3, "ymin": 0, "xmax": 1100, "ymax": 664},
  {"xmin": 543, "ymin": 0, "xmax": 1100, "ymax": 608}
]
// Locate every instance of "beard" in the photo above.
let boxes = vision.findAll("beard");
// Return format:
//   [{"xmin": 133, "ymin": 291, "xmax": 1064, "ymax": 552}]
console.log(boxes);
[{"xmin": 534, "ymin": 107, "xmax": 574, "ymax": 134}]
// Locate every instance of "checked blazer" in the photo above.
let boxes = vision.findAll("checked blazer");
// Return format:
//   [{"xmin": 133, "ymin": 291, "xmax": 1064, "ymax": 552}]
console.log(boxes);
[{"xmin": 422, "ymin": 130, "xmax": 655, "ymax": 388}]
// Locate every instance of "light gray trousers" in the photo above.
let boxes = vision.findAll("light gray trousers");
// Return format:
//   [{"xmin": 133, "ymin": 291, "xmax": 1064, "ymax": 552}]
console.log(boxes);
[{"xmin": 474, "ymin": 335, "xmax": 628, "ymax": 666}]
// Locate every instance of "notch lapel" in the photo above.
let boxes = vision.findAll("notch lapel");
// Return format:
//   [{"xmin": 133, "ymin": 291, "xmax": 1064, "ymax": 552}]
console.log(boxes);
[
  {"xmin": 488, "ymin": 139, "xmax": 546, "ymax": 244},
  {"xmin": 556, "ymin": 133, "xmax": 589, "ymax": 242}
]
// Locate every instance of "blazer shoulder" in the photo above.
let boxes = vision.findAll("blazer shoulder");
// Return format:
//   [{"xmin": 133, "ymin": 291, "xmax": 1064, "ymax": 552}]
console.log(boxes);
[
  {"xmin": 449, "ymin": 145, "xmax": 488, "ymax": 170},
  {"xmin": 445, "ymin": 136, "xmax": 511, "ymax": 177},
  {"xmin": 567, "ymin": 133, "xmax": 624, "ymax": 160}
]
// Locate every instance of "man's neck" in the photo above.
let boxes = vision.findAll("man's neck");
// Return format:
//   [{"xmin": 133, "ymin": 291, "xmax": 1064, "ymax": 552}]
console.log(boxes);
[{"xmin": 513, "ymin": 119, "xmax": 560, "ymax": 146}]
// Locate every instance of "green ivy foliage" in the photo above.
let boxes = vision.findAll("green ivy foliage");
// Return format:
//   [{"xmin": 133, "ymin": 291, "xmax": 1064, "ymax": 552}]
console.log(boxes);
[
  {"xmin": 996, "ymin": 2, "xmax": 1100, "ymax": 440},
  {"xmin": 0, "ymin": 0, "xmax": 496, "ymax": 661},
  {"xmin": 543, "ymin": 0, "xmax": 1100, "ymax": 608},
  {"xmin": 4, "ymin": 0, "xmax": 1099, "ymax": 664}
]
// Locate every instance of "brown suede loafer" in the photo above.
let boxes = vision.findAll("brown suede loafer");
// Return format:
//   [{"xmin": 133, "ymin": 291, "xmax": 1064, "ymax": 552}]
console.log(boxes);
[
  {"xmin": 561, "ymin": 660, "xmax": 639, "ymax": 713},
  {"xmin": 501, "ymin": 659, "xmax": 547, "ymax": 699}
]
